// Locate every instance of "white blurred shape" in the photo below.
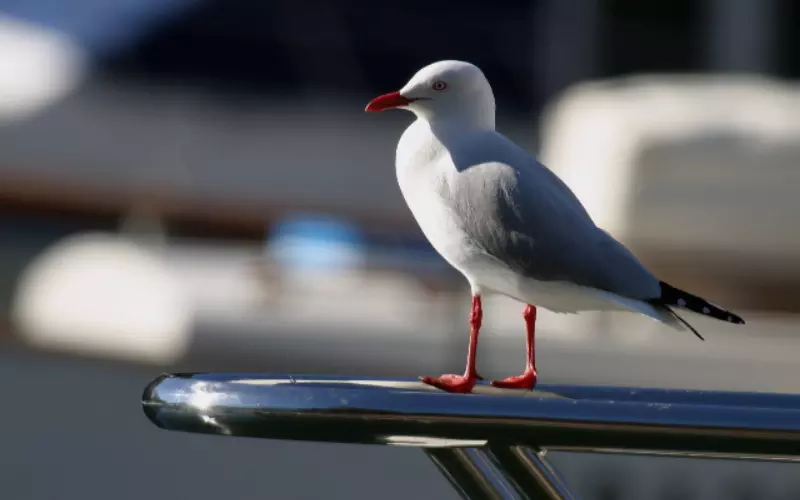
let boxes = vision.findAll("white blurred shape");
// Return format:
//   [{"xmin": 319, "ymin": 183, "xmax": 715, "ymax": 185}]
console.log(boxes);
[
  {"xmin": 540, "ymin": 74, "xmax": 800, "ymax": 240},
  {"xmin": 11, "ymin": 233, "xmax": 192, "ymax": 364},
  {"xmin": 0, "ymin": 13, "xmax": 87, "ymax": 122}
]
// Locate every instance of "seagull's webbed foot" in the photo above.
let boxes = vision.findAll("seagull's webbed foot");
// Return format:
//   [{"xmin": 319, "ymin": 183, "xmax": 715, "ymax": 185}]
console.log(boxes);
[
  {"xmin": 490, "ymin": 367, "xmax": 537, "ymax": 391},
  {"xmin": 420, "ymin": 373, "xmax": 479, "ymax": 394}
]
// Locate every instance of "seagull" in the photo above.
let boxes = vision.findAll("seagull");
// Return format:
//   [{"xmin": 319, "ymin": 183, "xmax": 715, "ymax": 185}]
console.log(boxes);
[{"xmin": 365, "ymin": 60, "xmax": 745, "ymax": 394}]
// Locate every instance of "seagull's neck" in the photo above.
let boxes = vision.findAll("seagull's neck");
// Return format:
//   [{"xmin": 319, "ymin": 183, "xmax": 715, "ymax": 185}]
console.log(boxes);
[
  {"xmin": 413, "ymin": 94, "xmax": 496, "ymax": 134},
  {"xmin": 424, "ymin": 104, "xmax": 495, "ymax": 133},
  {"xmin": 400, "ymin": 100, "xmax": 496, "ymax": 168},
  {"xmin": 418, "ymin": 112, "xmax": 495, "ymax": 153},
  {"xmin": 427, "ymin": 115, "xmax": 495, "ymax": 135}
]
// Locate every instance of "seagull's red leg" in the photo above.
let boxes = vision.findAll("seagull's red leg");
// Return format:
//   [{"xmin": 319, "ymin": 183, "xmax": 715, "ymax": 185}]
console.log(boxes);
[
  {"xmin": 420, "ymin": 295, "xmax": 482, "ymax": 393},
  {"xmin": 491, "ymin": 304, "xmax": 538, "ymax": 390}
]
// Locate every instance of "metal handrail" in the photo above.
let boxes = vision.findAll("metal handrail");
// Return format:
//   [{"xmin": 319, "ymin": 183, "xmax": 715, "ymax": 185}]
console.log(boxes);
[{"xmin": 141, "ymin": 373, "xmax": 800, "ymax": 499}]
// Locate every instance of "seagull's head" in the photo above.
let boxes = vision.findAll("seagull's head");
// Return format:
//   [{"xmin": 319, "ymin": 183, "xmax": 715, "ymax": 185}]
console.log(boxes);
[{"xmin": 365, "ymin": 60, "xmax": 495, "ymax": 129}]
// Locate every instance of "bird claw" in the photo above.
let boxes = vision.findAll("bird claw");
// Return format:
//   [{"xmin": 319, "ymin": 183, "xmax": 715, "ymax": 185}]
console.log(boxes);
[
  {"xmin": 490, "ymin": 369, "xmax": 537, "ymax": 391},
  {"xmin": 420, "ymin": 374, "xmax": 478, "ymax": 394}
]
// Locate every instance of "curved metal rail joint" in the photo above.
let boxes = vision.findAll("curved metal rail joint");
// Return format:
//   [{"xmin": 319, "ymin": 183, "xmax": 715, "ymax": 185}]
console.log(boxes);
[{"xmin": 141, "ymin": 374, "xmax": 800, "ymax": 500}]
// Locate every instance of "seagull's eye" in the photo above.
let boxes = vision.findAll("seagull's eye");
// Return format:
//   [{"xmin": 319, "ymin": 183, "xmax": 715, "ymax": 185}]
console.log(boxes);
[{"xmin": 432, "ymin": 81, "xmax": 447, "ymax": 91}]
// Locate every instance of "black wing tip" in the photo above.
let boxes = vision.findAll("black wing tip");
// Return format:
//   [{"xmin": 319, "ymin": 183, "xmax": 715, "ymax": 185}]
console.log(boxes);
[
  {"xmin": 657, "ymin": 281, "xmax": 746, "ymax": 326},
  {"xmin": 728, "ymin": 314, "xmax": 746, "ymax": 325}
]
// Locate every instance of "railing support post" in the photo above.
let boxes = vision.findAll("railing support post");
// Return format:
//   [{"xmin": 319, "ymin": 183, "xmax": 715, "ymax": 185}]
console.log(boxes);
[
  {"xmin": 485, "ymin": 446, "xmax": 575, "ymax": 500},
  {"xmin": 425, "ymin": 448, "xmax": 511, "ymax": 500}
]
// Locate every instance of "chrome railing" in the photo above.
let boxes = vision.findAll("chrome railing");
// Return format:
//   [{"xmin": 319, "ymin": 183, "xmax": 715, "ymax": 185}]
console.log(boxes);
[{"xmin": 141, "ymin": 374, "xmax": 800, "ymax": 499}]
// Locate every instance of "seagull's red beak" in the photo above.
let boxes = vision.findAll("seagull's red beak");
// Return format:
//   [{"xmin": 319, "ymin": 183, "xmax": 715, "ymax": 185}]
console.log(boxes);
[{"xmin": 365, "ymin": 91, "xmax": 414, "ymax": 112}]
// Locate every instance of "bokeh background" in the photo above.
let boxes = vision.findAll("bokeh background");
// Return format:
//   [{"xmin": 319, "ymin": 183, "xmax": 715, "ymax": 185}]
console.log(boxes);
[{"xmin": 1, "ymin": 1, "xmax": 800, "ymax": 499}]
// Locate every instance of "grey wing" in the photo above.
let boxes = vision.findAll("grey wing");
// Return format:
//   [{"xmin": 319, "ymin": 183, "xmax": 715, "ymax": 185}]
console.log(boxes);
[{"xmin": 460, "ymin": 160, "xmax": 660, "ymax": 300}]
